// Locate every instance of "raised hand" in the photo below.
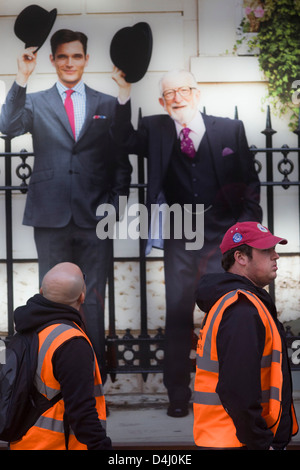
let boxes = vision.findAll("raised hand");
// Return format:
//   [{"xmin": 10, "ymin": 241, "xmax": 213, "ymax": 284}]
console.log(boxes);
[
  {"xmin": 16, "ymin": 47, "xmax": 38, "ymax": 86},
  {"xmin": 112, "ymin": 66, "xmax": 131, "ymax": 103}
]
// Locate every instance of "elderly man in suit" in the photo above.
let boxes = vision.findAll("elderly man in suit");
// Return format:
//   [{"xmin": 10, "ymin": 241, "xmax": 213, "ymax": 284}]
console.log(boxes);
[
  {"xmin": 112, "ymin": 67, "xmax": 262, "ymax": 417},
  {"xmin": 0, "ymin": 30, "xmax": 132, "ymax": 382}
]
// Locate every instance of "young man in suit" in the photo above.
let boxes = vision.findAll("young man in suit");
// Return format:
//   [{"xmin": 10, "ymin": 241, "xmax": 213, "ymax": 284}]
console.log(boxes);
[
  {"xmin": 0, "ymin": 30, "xmax": 132, "ymax": 383},
  {"xmin": 112, "ymin": 67, "xmax": 262, "ymax": 417}
]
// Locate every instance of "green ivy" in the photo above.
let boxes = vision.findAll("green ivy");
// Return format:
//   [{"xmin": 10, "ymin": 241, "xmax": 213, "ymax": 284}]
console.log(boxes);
[{"xmin": 254, "ymin": 0, "xmax": 300, "ymax": 129}]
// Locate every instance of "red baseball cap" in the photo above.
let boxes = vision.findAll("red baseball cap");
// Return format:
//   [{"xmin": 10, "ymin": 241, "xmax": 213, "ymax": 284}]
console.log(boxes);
[{"xmin": 220, "ymin": 221, "xmax": 288, "ymax": 254}]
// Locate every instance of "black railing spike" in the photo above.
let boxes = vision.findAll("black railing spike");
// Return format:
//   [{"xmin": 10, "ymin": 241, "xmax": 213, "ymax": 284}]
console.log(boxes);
[
  {"xmin": 138, "ymin": 107, "xmax": 142, "ymax": 127},
  {"xmin": 293, "ymin": 107, "xmax": 300, "ymax": 137},
  {"xmin": 262, "ymin": 105, "xmax": 277, "ymax": 136}
]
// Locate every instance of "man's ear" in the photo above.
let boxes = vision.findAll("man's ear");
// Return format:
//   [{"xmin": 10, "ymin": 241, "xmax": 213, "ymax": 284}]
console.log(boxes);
[
  {"xmin": 78, "ymin": 291, "xmax": 85, "ymax": 305},
  {"xmin": 234, "ymin": 250, "xmax": 248, "ymax": 266},
  {"xmin": 159, "ymin": 97, "xmax": 165, "ymax": 109}
]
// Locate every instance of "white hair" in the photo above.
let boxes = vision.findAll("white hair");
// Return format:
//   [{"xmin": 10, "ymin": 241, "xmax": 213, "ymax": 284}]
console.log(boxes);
[{"xmin": 159, "ymin": 69, "xmax": 198, "ymax": 95}]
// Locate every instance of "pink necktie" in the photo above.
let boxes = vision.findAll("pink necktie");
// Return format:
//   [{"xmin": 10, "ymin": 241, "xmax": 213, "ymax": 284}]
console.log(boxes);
[
  {"xmin": 180, "ymin": 127, "xmax": 196, "ymax": 158},
  {"xmin": 64, "ymin": 89, "xmax": 76, "ymax": 138}
]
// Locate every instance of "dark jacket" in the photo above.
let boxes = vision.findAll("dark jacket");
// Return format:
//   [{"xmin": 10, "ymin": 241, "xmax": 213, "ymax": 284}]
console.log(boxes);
[
  {"xmin": 196, "ymin": 272, "xmax": 295, "ymax": 450},
  {"xmin": 14, "ymin": 294, "xmax": 112, "ymax": 450},
  {"xmin": 111, "ymin": 100, "xmax": 262, "ymax": 251}
]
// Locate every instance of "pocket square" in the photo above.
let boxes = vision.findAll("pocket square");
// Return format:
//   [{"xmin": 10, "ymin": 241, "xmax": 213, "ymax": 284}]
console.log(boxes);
[{"xmin": 222, "ymin": 147, "xmax": 234, "ymax": 156}]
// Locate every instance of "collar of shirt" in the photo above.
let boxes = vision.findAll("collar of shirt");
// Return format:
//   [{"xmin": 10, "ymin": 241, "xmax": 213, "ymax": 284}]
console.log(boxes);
[
  {"xmin": 175, "ymin": 111, "xmax": 206, "ymax": 151},
  {"xmin": 56, "ymin": 80, "xmax": 86, "ymax": 100}
]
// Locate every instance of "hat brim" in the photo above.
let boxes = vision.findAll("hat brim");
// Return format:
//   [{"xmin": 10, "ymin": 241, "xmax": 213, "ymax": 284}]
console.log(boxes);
[
  {"xmin": 110, "ymin": 22, "xmax": 153, "ymax": 83},
  {"xmin": 247, "ymin": 235, "xmax": 288, "ymax": 250}
]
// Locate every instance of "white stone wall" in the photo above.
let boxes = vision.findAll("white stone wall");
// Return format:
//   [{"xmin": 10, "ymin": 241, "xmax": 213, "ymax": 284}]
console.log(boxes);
[{"xmin": 0, "ymin": 1, "xmax": 299, "ymax": 395}]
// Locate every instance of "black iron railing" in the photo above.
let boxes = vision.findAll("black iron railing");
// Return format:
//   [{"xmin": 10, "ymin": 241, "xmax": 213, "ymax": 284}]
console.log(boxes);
[{"xmin": 0, "ymin": 105, "xmax": 299, "ymax": 379}]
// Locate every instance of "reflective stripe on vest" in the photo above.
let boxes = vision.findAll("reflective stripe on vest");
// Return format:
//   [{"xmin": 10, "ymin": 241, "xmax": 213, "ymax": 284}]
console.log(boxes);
[
  {"xmin": 194, "ymin": 386, "xmax": 280, "ymax": 407},
  {"xmin": 11, "ymin": 323, "xmax": 106, "ymax": 450},
  {"xmin": 34, "ymin": 324, "xmax": 105, "ymax": 402},
  {"xmin": 193, "ymin": 289, "xmax": 284, "ymax": 448},
  {"xmin": 35, "ymin": 324, "xmax": 74, "ymax": 399},
  {"xmin": 33, "ymin": 412, "xmax": 107, "ymax": 435}
]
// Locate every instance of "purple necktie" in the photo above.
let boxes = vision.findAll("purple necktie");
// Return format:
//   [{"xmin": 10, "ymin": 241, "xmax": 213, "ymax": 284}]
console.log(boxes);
[
  {"xmin": 180, "ymin": 127, "xmax": 196, "ymax": 158},
  {"xmin": 64, "ymin": 89, "xmax": 76, "ymax": 138}
]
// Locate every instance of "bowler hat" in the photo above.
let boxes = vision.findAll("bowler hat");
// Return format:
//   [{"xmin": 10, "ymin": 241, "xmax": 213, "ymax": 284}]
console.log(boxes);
[
  {"xmin": 14, "ymin": 4, "xmax": 57, "ymax": 51},
  {"xmin": 110, "ymin": 22, "xmax": 153, "ymax": 83}
]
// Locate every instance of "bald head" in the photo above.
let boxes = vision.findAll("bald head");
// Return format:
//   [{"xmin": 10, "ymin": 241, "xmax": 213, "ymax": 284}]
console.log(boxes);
[{"xmin": 40, "ymin": 262, "xmax": 86, "ymax": 309}]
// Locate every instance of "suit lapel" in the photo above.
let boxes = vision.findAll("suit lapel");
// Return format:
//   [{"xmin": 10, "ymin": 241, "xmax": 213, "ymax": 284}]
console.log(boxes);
[
  {"xmin": 76, "ymin": 85, "xmax": 99, "ymax": 142},
  {"xmin": 161, "ymin": 117, "xmax": 176, "ymax": 175},
  {"xmin": 160, "ymin": 113, "xmax": 226, "ymax": 179},
  {"xmin": 202, "ymin": 113, "xmax": 224, "ymax": 186}
]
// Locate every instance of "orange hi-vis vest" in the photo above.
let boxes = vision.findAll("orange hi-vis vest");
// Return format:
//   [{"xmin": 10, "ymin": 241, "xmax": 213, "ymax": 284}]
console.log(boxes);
[
  {"xmin": 193, "ymin": 289, "xmax": 298, "ymax": 448},
  {"xmin": 11, "ymin": 323, "xmax": 107, "ymax": 450}
]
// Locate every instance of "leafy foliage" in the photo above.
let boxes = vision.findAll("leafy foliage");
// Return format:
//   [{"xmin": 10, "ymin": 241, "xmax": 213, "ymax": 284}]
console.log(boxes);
[{"xmin": 254, "ymin": 0, "xmax": 300, "ymax": 129}]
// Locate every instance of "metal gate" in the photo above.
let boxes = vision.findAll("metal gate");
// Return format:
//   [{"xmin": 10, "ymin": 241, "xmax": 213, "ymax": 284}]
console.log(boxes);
[{"xmin": 0, "ymin": 105, "xmax": 299, "ymax": 378}]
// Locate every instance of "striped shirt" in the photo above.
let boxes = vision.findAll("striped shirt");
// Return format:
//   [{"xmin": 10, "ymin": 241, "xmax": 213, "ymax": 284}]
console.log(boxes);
[{"xmin": 56, "ymin": 80, "xmax": 86, "ymax": 140}]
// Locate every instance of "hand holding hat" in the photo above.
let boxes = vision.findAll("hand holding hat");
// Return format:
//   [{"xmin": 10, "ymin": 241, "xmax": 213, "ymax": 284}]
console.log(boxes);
[
  {"xmin": 16, "ymin": 47, "xmax": 39, "ymax": 85},
  {"xmin": 112, "ymin": 66, "xmax": 132, "ymax": 103},
  {"xmin": 110, "ymin": 22, "xmax": 153, "ymax": 83}
]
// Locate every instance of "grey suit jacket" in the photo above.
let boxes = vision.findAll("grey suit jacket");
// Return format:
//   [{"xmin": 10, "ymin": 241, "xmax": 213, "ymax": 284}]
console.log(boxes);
[{"xmin": 0, "ymin": 82, "xmax": 132, "ymax": 228}]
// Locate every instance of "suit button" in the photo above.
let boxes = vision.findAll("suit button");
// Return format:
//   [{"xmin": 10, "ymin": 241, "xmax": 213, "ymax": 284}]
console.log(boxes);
[{"xmin": 69, "ymin": 170, "xmax": 73, "ymax": 174}]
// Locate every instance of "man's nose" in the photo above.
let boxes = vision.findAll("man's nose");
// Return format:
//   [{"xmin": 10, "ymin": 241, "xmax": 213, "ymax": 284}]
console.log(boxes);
[{"xmin": 174, "ymin": 90, "xmax": 183, "ymax": 102}]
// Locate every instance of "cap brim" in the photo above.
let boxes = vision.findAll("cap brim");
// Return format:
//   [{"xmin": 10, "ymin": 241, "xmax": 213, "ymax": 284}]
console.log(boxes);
[{"xmin": 248, "ymin": 235, "xmax": 288, "ymax": 249}]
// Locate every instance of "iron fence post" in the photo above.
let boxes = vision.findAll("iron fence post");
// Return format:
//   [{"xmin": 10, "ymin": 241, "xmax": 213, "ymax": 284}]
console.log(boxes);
[
  {"xmin": 261, "ymin": 106, "xmax": 277, "ymax": 300},
  {"xmin": 2, "ymin": 135, "xmax": 14, "ymax": 336}
]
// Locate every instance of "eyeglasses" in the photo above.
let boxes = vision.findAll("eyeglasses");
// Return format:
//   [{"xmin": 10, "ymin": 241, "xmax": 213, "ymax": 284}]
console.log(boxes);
[{"xmin": 162, "ymin": 86, "xmax": 196, "ymax": 101}]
